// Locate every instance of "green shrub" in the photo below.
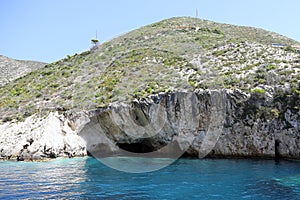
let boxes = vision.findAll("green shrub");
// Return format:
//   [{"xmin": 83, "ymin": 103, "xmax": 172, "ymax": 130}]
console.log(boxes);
[
  {"xmin": 258, "ymin": 78, "xmax": 266, "ymax": 84},
  {"xmin": 294, "ymin": 89, "xmax": 300, "ymax": 95},
  {"xmin": 251, "ymin": 88, "xmax": 266, "ymax": 94},
  {"xmin": 212, "ymin": 28, "xmax": 223, "ymax": 35},
  {"xmin": 189, "ymin": 81, "xmax": 196, "ymax": 88},
  {"xmin": 212, "ymin": 50, "xmax": 227, "ymax": 57},
  {"xmin": 266, "ymin": 64, "xmax": 277, "ymax": 71}
]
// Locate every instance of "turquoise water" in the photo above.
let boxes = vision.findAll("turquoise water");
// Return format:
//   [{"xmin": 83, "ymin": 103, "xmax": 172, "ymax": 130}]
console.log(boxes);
[{"xmin": 0, "ymin": 157, "xmax": 300, "ymax": 199}]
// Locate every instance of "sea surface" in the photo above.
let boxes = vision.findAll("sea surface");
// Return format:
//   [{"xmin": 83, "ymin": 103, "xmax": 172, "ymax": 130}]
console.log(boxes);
[{"xmin": 0, "ymin": 157, "xmax": 300, "ymax": 199}]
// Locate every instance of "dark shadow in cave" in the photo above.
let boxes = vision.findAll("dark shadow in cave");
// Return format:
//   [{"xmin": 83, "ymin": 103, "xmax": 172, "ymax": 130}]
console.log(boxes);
[{"xmin": 116, "ymin": 139, "xmax": 167, "ymax": 153}]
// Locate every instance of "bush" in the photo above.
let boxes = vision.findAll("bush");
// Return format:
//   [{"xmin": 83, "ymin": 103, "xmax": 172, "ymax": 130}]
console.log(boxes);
[
  {"xmin": 266, "ymin": 64, "xmax": 277, "ymax": 71},
  {"xmin": 189, "ymin": 81, "xmax": 196, "ymax": 88},
  {"xmin": 251, "ymin": 88, "xmax": 266, "ymax": 94},
  {"xmin": 212, "ymin": 50, "xmax": 227, "ymax": 57},
  {"xmin": 212, "ymin": 28, "xmax": 223, "ymax": 35}
]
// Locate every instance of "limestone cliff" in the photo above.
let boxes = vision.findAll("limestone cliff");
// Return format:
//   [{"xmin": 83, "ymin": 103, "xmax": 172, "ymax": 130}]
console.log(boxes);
[
  {"xmin": 1, "ymin": 89, "xmax": 298, "ymax": 160},
  {"xmin": 78, "ymin": 90, "xmax": 300, "ymax": 159}
]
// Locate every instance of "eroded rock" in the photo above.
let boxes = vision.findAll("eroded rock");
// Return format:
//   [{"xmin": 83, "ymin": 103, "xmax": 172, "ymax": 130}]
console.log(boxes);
[
  {"xmin": 0, "ymin": 89, "xmax": 299, "ymax": 161},
  {"xmin": 0, "ymin": 112, "xmax": 87, "ymax": 161},
  {"xmin": 78, "ymin": 90, "xmax": 299, "ymax": 159}
]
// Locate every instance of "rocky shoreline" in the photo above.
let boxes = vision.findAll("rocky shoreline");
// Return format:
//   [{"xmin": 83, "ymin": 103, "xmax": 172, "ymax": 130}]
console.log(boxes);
[
  {"xmin": 0, "ymin": 112, "xmax": 87, "ymax": 161},
  {"xmin": 0, "ymin": 89, "xmax": 299, "ymax": 161}
]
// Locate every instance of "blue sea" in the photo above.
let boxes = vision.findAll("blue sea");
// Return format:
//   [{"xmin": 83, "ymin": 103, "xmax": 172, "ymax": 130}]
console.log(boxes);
[{"xmin": 0, "ymin": 157, "xmax": 300, "ymax": 199}]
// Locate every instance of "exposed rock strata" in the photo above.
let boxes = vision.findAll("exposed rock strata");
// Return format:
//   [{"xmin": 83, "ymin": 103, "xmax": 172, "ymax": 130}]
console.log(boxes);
[
  {"xmin": 78, "ymin": 90, "xmax": 300, "ymax": 159},
  {"xmin": 0, "ymin": 90, "xmax": 299, "ymax": 160}
]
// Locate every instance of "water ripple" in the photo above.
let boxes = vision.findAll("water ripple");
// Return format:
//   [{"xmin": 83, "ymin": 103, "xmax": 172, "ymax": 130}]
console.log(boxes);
[{"xmin": 0, "ymin": 158, "xmax": 299, "ymax": 199}]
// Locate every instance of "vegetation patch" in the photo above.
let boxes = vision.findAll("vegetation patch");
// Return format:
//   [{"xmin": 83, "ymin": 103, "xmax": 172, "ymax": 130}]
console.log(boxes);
[{"xmin": 0, "ymin": 17, "xmax": 299, "ymax": 122}]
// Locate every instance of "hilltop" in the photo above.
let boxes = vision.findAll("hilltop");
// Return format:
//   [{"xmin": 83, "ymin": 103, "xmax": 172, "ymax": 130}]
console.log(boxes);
[
  {"xmin": 1, "ymin": 17, "xmax": 299, "ymax": 122},
  {"xmin": 0, "ymin": 55, "xmax": 46, "ymax": 86}
]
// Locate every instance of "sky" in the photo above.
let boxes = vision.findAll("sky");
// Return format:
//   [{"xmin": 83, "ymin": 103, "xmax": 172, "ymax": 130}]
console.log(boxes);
[{"xmin": 0, "ymin": 0, "xmax": 300, "ymax": 63}]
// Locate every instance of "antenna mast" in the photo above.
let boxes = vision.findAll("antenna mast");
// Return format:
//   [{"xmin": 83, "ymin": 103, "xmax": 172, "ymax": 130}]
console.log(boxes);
[{"xmin": 91, "ymin": 30, "xmax": 99, "ymax": 48}]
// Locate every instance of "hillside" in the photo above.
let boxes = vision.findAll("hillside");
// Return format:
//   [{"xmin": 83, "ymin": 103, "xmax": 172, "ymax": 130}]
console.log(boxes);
[
  {"xmin": 0, "ymin": 55, "xmax": 46, "ymax": 86},
  {"xmin": 0, "ymin": 17, "xmax": 299, "ymax": 122}
]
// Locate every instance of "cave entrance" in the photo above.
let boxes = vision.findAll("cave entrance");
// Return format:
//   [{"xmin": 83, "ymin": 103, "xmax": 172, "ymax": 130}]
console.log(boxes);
[
  {"xmin": 275, "ymin": 139, "xmax": 280, "ymax": 162},
  {"xmin": 116, "ymin": 139, "xmax": 165, "ymax": 153}
]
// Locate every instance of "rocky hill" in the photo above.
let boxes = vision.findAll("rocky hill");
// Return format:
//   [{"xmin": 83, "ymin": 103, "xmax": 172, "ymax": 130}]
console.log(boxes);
[
  {"xmin": 0, "ymin": 17, "xmax": 299, "ymax": 161},
  {"xmin": 0, "ymin": 55, "xmax": 46, "ymax": 86}
]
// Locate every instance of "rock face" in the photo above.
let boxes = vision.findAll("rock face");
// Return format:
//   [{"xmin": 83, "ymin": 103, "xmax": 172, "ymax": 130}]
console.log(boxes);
[
  {"xmin": 77, "ymin": 90, "xmax": 228, "ymax": 159},
  {"xmin": 0, "ymin": 89, "xmax": 299, "ymax": 160},
  {"xmin": 0, "ymin": 112, "xmax": 86, "ymax": 161},
  {"xmin": 77, "ymin": 90, "xmax": 300, "ymax": 160}
]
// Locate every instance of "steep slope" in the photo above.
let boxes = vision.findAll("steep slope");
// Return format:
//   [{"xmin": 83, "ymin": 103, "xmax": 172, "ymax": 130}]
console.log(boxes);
[
  {"xmin": 0, "ymin": 17, "xmax": 299, "ymax": 160},
  {"xmin": 0, "ymin": 55, "xmax": 46, "ymax": 86}
]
